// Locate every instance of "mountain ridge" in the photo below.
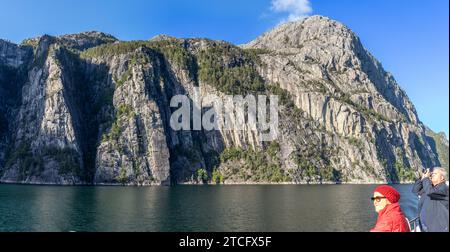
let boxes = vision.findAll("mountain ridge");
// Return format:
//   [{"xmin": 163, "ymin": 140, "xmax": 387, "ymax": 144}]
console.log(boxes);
[{"xmin": 0, "ymin": 16, "xmax": 446, "ymax": 185}]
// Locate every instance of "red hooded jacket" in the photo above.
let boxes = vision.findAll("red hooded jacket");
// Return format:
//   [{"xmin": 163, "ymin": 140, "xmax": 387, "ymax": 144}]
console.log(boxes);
[{"xmin": 371, "ymin": 203, "xmax": 410, "ymax": 232}]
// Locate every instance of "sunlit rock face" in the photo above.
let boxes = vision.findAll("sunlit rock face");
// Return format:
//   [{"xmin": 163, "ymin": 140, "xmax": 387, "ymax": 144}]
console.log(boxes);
[{"xmin": 0, "ymin": 16, "xmax": 443, "ymax": 185}]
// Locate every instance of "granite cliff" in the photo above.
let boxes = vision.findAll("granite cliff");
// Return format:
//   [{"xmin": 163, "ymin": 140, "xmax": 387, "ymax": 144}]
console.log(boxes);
[{"xmin": 0, "ymin": 16, "xmax": 446, "ymax": 185}]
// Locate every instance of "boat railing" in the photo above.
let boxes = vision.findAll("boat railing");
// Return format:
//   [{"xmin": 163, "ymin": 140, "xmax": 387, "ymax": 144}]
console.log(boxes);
[{"xmin": 408, "ymin": 216, "xmax": 421, "ymax": 232}]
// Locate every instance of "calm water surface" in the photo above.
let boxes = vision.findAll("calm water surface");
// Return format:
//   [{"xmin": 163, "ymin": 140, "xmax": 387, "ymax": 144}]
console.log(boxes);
[{"xmin": 0, "ymin": 184, "xmax": 418, "ymax": 232}]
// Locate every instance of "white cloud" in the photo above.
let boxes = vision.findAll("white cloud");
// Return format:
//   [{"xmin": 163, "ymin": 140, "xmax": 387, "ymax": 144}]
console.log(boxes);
[{"xmin": 271, "ymin": 0, "xmax": 313, "ymax": 23}]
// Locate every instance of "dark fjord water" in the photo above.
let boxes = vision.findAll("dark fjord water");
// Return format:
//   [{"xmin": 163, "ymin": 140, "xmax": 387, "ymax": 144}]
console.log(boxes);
[{"xmin": 0, "ymin": 184, "xmax": 418, "ymax": 232}]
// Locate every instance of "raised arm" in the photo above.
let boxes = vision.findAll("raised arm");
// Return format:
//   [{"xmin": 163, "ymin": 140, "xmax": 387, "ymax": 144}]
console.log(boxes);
[
  {"xmin": 412, "ymin": 178, "xmax": 424, "ymax": 196},
  {"xmin": 422, "ymin": 177, "xmax": 434, "ymax": 194}
]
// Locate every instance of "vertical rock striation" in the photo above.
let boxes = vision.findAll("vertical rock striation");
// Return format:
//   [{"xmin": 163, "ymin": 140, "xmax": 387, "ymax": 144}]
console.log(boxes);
[{"xmin": 0, "ymin": 16, "xmax": 445, "ymax": 185}]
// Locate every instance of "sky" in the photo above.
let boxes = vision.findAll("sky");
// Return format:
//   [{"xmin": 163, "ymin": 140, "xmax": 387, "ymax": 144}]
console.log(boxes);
[{"xmin": 0, "ymin": 0, "xmax": 448, "ymax": 136}]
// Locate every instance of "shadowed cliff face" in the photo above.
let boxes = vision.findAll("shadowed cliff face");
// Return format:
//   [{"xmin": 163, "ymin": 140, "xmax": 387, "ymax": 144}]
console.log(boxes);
[{"xmin": 0, "ymin": 16, "xmax": 444, "ymax": 185}]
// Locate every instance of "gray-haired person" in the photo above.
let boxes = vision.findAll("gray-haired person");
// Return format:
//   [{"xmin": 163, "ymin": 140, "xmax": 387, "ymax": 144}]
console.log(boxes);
[{"xmin": 412, "ymin": 167, "xmax": 449, "ymax": 232}]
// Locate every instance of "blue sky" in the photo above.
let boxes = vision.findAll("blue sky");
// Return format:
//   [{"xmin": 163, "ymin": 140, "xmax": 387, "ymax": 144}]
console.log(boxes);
[{"xmin": 1, "ymin": 0, "xmax": 448, "ymax": 136}]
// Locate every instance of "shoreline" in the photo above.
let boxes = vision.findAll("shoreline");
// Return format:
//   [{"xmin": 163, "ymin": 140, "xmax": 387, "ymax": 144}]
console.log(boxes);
[
  {"xmin": 0, "ymin": 180, "xmax": 416, "ymax": 187},
  {"xmin": 177, "ymin": 181, "xmax": 416, "ymax": 185}
]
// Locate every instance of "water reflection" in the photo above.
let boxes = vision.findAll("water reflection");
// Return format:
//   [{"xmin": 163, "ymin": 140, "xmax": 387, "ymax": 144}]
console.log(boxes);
[{"xmin": 0, "ymin": 184, "xmax": 418, "ymax": 232}]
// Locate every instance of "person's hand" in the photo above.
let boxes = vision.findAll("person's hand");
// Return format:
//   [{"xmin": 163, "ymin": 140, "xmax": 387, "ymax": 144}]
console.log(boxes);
[{"xmin": 422, "ymin": 169, "xmax": 430, "ymax": 179}]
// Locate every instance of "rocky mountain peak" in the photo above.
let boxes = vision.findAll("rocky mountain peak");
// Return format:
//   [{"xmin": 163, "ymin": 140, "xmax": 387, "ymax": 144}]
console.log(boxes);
[
  {"xmin": 58, "ymin": 31, "xmax": 117, "ymax": 49},
  {"xmin": 245, "ymin": 15, "xmax": 421, "ymax": 126},
  {"xmin": 60, "ymin": 31, "xmax": 117, "ymax": 40},
  {"xmin": 21, "ymin": 31, "xmax": 118, "ymax": 53},
  {"xmin": 150, "ymin": 34, "xmax": 178, "ymax": 42},
  {"xmin": 243, "ymin": 15, "xmax": 358, "ymax": 52}
]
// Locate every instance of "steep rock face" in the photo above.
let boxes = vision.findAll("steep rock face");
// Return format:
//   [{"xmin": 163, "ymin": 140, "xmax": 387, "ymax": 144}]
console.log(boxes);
[
  {"xmin": 0, "ymin": 40, "xmax": 32, "ymax": 180},
  {"xmin": 1, "ymin": 37, "xmax": 84, "ymax": 184},
  {"xmin": 425, "ymin": 128, "xmax": 449, "ymax": 172},
  {"xmin": 241, "ymin": 16, "xmax": 439, "ymax": 182},
  {"xmin": 0, "ymin": 39, "xmax": 31, "ymax": 68},
  {"xmin": 0, "ymin": 16, "xmax": 444, "ymax": 185},
  {"xmin": 87, "ymin": 48, "xmax": 171, "ymax": 185}
]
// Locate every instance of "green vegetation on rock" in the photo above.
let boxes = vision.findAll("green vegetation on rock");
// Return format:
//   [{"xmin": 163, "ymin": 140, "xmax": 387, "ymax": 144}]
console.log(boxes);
[
  {"xmin": 212, "ymin": 169, "xmax": 224, "ymax": 184},
  {"xmin": 80, "ymin": 39, "xmax": 198, "ymax": 84},
  {"xmin": 117, "ymin": 104, "xmax": 135, "ymax": 118},
  {"xmin": 394, "ymin": 161, "xmax": 415, "ymax": 181},
  {"xmin": 197, "ymin": 43, "xmax": 265, "ymax": 95},
  {"xmin": 5, "ymin": 143, "xmax": 82, "ymax": 180},
  {"xmin": 115, "ymin": 165, "xmax": 128, "ymax": 184},
  {"xmin": 41, "ymin": 147, "xmax": 82, "ymax": 177},
  {"xmin": 102, "ymin": 104, "xmax": 135, "ymax": 143},
  {"xmin": 290, "ymin": 144, "xmax": 335, "ymax": 182},
  {"xmin": 219, "ymin": 143, "xmax": 291, "ymax": 183},
  {"xmin": 196, "ymin": 168, "xmax": 208, "ymax": 184},
  {"xmin": 5, "ymin": 143, "xmax": 41, "ymax": 180}
]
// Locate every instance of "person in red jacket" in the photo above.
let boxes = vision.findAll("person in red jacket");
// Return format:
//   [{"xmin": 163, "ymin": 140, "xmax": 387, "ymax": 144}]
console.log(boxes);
[{"xmin": 370, "ymin": 185, "xmax": 410, "ymax": 232}]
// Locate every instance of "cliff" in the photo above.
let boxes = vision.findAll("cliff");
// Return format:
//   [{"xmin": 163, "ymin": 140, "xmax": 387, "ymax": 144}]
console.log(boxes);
[{"xmin": 0, "ymin": 16, "xmax": 445, "ymax": 185}]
